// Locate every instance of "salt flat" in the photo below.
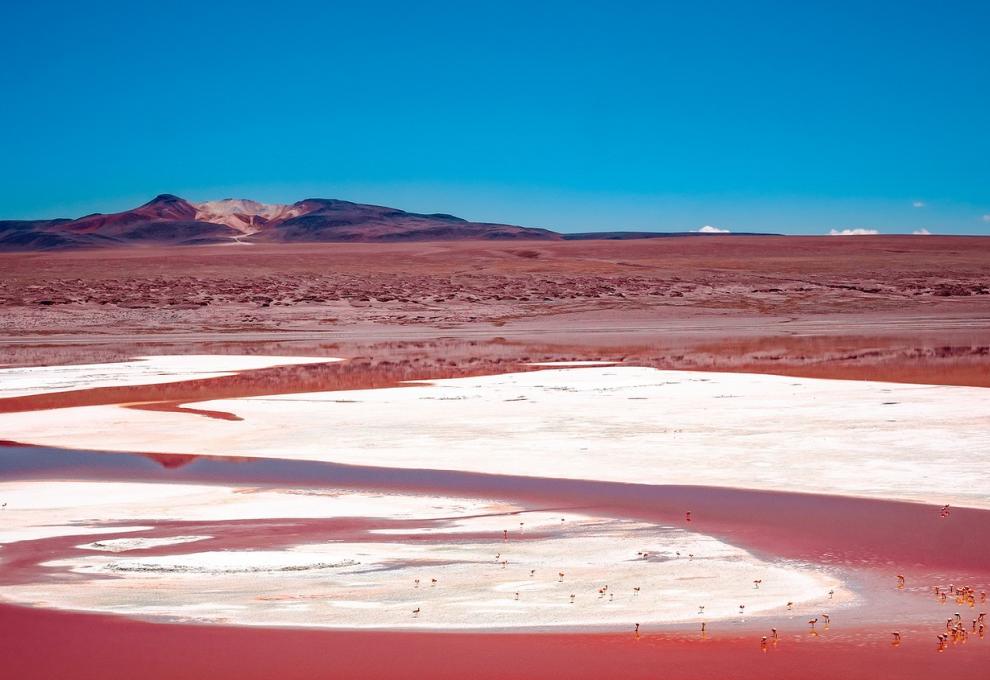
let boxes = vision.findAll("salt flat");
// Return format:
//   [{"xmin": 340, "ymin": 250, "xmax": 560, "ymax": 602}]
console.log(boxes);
[
  {"xmin": 0, "ymin": 354, "xmax": 336, "ymax": 399},
  {"xmin": 0, "ymin": 480, "xmax": 842, "ymax": 629},
  {"xmin": 3, "ymin": 358, "xmax": 988, "ymax": 508}
]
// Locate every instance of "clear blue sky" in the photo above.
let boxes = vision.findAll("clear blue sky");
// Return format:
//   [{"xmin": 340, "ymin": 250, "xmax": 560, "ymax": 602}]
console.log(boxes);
[{"xmin": 2, "ymin": 1, "xmax": 988, "ymax": 234}]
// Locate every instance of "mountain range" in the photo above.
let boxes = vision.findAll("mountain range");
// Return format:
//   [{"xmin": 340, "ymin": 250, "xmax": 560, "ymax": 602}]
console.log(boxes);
[{"xmin": 0, "ymin": 194, "xmax": 773, "ymax": 250}]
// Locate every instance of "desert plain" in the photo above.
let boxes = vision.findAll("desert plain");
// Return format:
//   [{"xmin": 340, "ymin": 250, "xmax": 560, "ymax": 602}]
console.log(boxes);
[{"xmin": 1, "ymin": 236, "xmax": 989, "ymax": 679}]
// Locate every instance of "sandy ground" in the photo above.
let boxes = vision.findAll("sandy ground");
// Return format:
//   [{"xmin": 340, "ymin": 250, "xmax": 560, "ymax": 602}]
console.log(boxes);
[
  {"xmin": 2, "ymin": 239, "xmax": 988, "ymax": 335},
  {"xmin": 3, "ymin": 239, "xmax": 989, "ymax": 396},
  {"xmin": 1, "ymin": 238, "xmax": 988, "ymax": 365}
]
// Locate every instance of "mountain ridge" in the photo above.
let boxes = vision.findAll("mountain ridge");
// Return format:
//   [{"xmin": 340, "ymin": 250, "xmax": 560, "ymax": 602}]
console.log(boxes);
[{"xmin": 0, "ymin": 194, "xmax": 776, "ymax": 251}]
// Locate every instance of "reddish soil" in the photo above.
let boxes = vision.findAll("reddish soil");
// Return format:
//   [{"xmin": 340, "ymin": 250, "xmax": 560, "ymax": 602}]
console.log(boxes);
[
  {"xmin": 1, "ymin": 237, "xmax": 988, "ymax": 337},
  {"xmin": 2, "ymin": 237, "xmax": 988, "ymax": 389}
]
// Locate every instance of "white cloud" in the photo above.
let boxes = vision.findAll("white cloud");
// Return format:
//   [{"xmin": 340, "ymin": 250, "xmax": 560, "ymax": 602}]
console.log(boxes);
[
  {"xmin": 982, "ymin": 214, "xmax": 990, "ymax": 223},
  {"xmin": 828, "ymin": 228, "xmax": 879, "ymax": 236},
  {"xmin": 697, "ymin": 225, "xmax": 730, "ymax": 234},
  {"xmin": 912, "ymin": 201, "xmax": 926, "ymax": 208},
  {"xmin": 912, "ymin": 228, "xmax": 931, "ymax": 235}
]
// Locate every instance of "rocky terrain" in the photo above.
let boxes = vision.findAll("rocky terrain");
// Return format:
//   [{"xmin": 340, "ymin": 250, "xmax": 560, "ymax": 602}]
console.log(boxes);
[
  {"xmin": 2, "ymin": 236, "xmax": 988, "ymax": 386},
  {"xmin": 2, "ymin": 236, "xmax": 987, "ymax": 327}
]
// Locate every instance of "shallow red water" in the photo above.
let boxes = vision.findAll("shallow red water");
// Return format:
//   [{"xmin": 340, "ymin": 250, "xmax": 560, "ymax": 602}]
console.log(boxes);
[
  {"xmin": 2, "ymin": 602, "xmax": 986, "ymax": 680},
  {"xmin": 3, "ymin": 444, "xmax": 989, "ymax": 639},
  {"xmin": 6, "ymin": 443, "xmax": 988, "ymax": 573}
]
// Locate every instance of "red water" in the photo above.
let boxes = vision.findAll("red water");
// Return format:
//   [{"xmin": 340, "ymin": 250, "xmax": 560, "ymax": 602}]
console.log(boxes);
[{"xmin": 2, "ymin": 602, "xmax": 986, "ymax": 680}]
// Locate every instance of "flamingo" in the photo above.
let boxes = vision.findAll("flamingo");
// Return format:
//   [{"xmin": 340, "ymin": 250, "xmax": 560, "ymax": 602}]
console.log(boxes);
[
  {"xmin": 412, "ymin": 608, "xmax": 421, "ymax": 617},
  {"xmin": 808, "ymin": 618, "xmax": 818, "ymax": 629}
]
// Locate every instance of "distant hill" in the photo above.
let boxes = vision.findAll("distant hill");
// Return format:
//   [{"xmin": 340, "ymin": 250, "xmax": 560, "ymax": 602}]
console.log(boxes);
[
  {"xmin": 0, "ymin": 195, "xmax": 776, "ymax": 251},
  {"xmin": 563, "ymin": 231, "xmax": 780, "ymax": 240}
]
